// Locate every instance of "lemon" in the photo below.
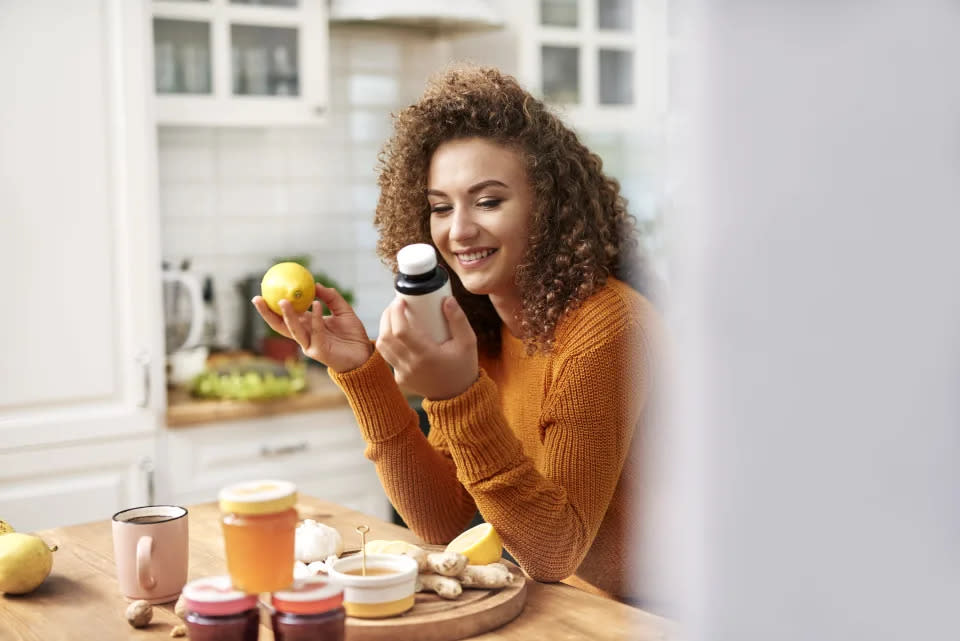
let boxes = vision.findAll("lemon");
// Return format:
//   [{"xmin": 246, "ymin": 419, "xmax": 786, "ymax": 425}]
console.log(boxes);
[
  {"xmin": 444, "ymin": 523, "xmax": 503, "ymax": 565},
  {"xmin": 261, "ymin": 262, "xmax": 316, "ymax": 315},
  {"xmin": 0, "ymin": 520, "xmax": 13, "ymax": 536},
  {"xmin": 0, "ymin": 533, "xmax": 57, "ymax": 595}
]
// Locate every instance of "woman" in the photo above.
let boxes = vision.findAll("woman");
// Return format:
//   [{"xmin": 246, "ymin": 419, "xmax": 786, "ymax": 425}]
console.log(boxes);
[{"xmin": 253, "ymin": 65, "xmax": 667, "ymax": 603}]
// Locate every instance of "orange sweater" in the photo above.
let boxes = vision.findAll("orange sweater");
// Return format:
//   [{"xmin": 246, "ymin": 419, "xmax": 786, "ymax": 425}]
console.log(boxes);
[{"xmin": 329, "ymin": 278, "xmax": 664, "ymax": 601}]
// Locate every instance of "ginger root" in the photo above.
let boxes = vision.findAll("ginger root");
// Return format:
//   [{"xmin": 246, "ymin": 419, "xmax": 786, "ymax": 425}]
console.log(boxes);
[
  {"xmin": 416, "ymin": 573, "xmax": 463, "ymax": 600},
  {"xmin": 458, "ymin": 562, "xmax": 514, "ymax": 589},
  {"xmin": 425, "ymin": 551, "xmax": 468, "ymax": 577},
  {"xmin": 125, "ymin": 599, "xmax": 153, "ymax": 628}
]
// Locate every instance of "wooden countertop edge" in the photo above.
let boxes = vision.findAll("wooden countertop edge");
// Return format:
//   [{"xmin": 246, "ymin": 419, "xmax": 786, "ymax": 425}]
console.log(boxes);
[{"xmin": 165, "ymin": 367, "xmax": 351, "ymax": 428}]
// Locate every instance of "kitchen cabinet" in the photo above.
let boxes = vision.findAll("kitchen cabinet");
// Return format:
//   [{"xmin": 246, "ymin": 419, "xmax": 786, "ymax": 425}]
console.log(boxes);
[
  {"xmin": 0, "ymin": 1, "xmax": 165, "ymax": 529},
  {"xmin": 514, "ymin": 0, "xmax": 667, "ymax": 131},
  {"xmin": 151, "ymin": 0, "xmax": 329, "ymax": 125},
  {"xmin": 164, "ymin": 408, "xmax": 391, "ymax": 521}
]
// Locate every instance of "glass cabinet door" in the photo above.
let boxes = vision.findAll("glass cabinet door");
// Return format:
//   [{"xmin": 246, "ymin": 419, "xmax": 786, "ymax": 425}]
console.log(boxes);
[
  {"xmin": 230, "ymin": 24, "xmax": 299, "ymax": 96},
  {"xmin": 153, "ymin": 18, "xmax": 212, "ymax": 94}
]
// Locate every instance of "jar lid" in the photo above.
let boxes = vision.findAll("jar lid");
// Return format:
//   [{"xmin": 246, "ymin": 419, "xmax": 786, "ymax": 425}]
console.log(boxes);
[
  {"xmin": 218, "ymin": 480, "xmax": 297, "ymax": 515},
  {"xmin": 272, "ymin": 576, "xmax": 344, "ymax": 615},
  {"xmin": 182, "ymin": 576, "xmax": 259, "ymax": 616}
]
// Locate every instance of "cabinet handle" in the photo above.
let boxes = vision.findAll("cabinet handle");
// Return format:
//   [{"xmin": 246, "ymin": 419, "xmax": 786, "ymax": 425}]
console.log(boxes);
[
  {"xmin": 260, "ymin": 441, "xmax": 309, "ymax": 458},
  {"xmin": 135, "ymin": 350, "xmax": 151, "ymax": 409},
  {"xmin": 138, "ymin": 456, "xmax": 156, "ymax": 505}
]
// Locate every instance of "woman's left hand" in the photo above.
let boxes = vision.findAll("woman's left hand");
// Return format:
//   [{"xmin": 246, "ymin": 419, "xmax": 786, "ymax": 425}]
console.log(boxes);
[{"xmin": 376, "ymin": 296, "xmax": 479, "ymax": 400}]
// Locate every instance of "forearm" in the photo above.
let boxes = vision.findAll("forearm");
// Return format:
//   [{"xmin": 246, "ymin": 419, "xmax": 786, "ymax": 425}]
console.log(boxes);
[{"xmin": 329, "ymin": 349, "xmax": 477, "ymax": 542}]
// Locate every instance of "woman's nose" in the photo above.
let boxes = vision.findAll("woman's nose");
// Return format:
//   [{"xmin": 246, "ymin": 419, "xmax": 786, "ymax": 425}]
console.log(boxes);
[{"xmin": 448, "ymin": 208, "xmax": 478, "ymax": 241}]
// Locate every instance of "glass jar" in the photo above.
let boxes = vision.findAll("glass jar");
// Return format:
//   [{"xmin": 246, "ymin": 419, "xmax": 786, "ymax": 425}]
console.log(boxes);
[
  {"xmin": 182, "ymin": 575, "xmax": 260, "ymax": 641},
  {"xmin": 271, "ymin": 576, "xmax": 345, "ymax": 641},
  {"xmin": 219, "ymin": 479, "xmax": 298, "ymax": 593}
]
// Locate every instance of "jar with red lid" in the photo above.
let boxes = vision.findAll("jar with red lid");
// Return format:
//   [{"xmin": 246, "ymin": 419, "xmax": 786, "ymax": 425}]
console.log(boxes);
[
  {"xmin": 182, "ymin": 575, "xmax": 260, "ymax": 641},
  {"xmin": 271, "ymin": 576, "xmax": 345, "ymax": 641}
]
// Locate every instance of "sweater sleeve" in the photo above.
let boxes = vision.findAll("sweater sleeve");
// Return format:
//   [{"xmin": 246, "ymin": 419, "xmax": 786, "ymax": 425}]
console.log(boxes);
[
  {"xmin": 423, "ymin": 322, "xmax": 649, "ymax": 582},
  {"xmin": 327, "ymin": 349, "xmax": 477, "ymax": 542}
]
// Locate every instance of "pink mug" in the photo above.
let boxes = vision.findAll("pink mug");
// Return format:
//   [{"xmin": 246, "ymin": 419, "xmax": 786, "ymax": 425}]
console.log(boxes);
[{"xmin": 111, "ymin": 505, "xmax": 189, "ymax": 604}]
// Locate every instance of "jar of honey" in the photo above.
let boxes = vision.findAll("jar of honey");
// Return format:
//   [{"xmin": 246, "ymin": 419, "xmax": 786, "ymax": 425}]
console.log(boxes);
[
  {"xmin": 219, "ymin": 479, "xmax": 298, "ymax": 593},
  {"xmin": 182, "ymin": 575, "xmax": 260, "ymax": 641},
  {"xmin": 271, "ymin": 576, "xmax": 345, "ymax": 641}
]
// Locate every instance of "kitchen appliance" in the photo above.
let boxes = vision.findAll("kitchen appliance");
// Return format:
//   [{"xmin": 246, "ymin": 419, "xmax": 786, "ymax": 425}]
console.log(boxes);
[{"xmin": 163, "ymin": 262, "xmax": 208, "ymax": 385}]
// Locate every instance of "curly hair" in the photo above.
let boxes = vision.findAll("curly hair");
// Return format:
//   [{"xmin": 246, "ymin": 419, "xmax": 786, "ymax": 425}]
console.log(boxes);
[{"xmin": 374, "ymin": 64, "xmax": 653, "ymax": 356}]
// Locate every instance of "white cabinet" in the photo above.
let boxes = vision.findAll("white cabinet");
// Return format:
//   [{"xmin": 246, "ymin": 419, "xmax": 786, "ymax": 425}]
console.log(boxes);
[
  {"xmin": 164, "ymin": 408, "xmax": 391, "ymax": 522},
  {"xmin": 0, "ymin": 437, "xmax": 158, "ymax": 532},
  {"xmin": 0, "ymin": 1, "xmax": 165, "ymax": 528},
  {"xmin": 151, "ymin": 0, "xmax": 329, "ymax": 125},
  {"xmin": 514, "ymin": 0, "xmax": 667, "ymax": 131}
]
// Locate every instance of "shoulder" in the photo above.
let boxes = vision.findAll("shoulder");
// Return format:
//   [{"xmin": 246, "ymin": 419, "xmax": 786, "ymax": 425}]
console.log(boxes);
[{"xmin": 552, "ymin": 277, "xmax": 664, "ymax": 360}]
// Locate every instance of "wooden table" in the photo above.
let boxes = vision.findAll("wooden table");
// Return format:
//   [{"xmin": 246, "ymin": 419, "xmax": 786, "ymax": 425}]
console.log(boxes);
[{"xmin": 0, "ymin": 497, "xmax": 671, "ymax": 641}]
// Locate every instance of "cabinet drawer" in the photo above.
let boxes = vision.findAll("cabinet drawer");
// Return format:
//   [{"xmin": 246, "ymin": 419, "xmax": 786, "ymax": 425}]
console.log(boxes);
[
  {"xmin": 165, "ymin": 409, "xmax": 370, "ymax": 495},
  {"xmin": 0, "ymin": 436, "xmax": 155, "ymax": 531}
]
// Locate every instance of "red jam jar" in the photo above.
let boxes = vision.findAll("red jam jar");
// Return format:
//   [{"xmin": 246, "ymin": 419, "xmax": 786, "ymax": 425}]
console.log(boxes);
[
  {"xmin": 271, "ymin": 576, "xmax": 345, "ymax": 641},
  {"xmin": 182, "ymin": 575, "xmax": 261, "ymax": 641},
  {"xmin": 219, "ymin": 479, "xmax": 298, "ymax": 594}
]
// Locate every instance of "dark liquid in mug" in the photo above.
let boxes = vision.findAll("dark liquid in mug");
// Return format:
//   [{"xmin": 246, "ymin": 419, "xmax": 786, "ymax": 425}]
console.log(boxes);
[{"xmin": 126, "ymin": 515, "xmax": 171, "ymax": 524}]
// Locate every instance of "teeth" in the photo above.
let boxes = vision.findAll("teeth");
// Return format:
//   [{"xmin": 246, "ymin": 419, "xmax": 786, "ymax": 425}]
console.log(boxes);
[{"xmin": 458, "ymin": 249, "xmax": 494, "ymax": 262}]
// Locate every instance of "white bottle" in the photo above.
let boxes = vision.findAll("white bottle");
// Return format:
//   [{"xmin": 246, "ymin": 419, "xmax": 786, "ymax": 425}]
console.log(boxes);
[{"xmin": 395, "ymin": 243, "xmax": 453, "ymax": 343}]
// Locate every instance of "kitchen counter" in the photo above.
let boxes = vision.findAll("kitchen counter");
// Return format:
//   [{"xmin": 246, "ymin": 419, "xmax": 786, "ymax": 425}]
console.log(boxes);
[
  {"xmin": 166, "ymin": 366, "xmax": 350, "ymax": 427},
  {"xmin": 0, "ymin": 496, "xmax": 672, "ymax": 641}
]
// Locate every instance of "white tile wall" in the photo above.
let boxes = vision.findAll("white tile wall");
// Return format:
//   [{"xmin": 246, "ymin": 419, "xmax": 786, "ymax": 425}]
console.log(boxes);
[{"xmin": 158, "ymin": 27, "xmax": 442, "ymax": 346}]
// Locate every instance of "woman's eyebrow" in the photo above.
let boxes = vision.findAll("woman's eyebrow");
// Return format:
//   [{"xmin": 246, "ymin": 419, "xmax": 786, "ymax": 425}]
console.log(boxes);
[{"xmin": 426, "ymin": 180, "xmax": 508, "ymax": 197}]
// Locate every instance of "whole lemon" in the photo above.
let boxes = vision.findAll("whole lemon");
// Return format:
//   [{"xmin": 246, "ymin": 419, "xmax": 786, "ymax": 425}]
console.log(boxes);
[
  {"xmin": 0, "ymin": 533, "xmax": 57, "ymax": 595},
  {"xmin": 261, "ymin": 262, "xmax": 316, "ymax": 315}
]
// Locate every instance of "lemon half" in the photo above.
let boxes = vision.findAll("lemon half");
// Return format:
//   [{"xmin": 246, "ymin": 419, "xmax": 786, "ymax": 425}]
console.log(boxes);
[
  {"xmin": 261, "ymin": 262, "xmax": 316, "ymax": 315},
  {"xmin": 444, "ymin": 523, "xmax": 503, "ymax": 565}
]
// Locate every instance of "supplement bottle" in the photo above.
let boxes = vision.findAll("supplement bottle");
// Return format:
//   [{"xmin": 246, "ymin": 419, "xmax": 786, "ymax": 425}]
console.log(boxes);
[
  {"xmin": 219, "ymin": 479, "xmax": 298, "ymax": 593},
  {"xmin": 394, "ymin": 243, "xmax": 453, "ymax": 343}
]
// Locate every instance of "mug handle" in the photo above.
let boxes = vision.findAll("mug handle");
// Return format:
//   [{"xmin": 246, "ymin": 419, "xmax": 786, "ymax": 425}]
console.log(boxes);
[{"xmin": 136, "ymin": 535, "xmax": 157, "ymax": 590}]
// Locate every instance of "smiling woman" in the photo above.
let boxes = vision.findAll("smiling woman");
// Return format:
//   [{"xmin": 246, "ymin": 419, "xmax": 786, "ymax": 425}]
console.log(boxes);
[{"xmin": 252, "ymin": 64, "xmax": 667, "ymax": 606}]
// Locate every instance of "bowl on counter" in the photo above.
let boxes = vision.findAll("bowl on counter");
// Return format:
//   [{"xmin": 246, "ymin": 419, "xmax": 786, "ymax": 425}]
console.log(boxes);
[{"xmin": 326, "ymin": 553, "xmax": 418, "ymax": 618}]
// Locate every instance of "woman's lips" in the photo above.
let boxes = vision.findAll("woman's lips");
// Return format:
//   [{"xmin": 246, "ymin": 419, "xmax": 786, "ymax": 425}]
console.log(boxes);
[{"xmin": 455, "ymin": 248, "xmax": 497, "ymax": 268}]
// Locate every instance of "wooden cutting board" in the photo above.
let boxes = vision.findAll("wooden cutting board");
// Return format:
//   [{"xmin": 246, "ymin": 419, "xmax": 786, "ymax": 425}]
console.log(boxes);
[{"xmin": 344, "ymin": 561, "xmax": 528, "ymax": 641}]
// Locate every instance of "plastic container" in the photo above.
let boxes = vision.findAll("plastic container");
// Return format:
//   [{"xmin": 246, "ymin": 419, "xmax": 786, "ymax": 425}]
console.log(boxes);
[
  {"xmin": 271, "ymin": 576, "xmax": 345, "ymax": 641},
  {"xmin": 326, "ymin": 553, "xmax": 418, "ymax": 619},
  {"xmin": 182, "ymin": 575, "xmax": 260, "ymax": 641},
  {"xmin": 395, "ymin": 243, "xmax": 453, "ymax": 343},
  {"xmin": 219, "ymin": 479, "xmax": 298, "ymax": 593}
]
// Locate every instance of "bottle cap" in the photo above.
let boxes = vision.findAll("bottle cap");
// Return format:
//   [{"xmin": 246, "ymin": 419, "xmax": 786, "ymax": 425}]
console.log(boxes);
[
  {"xmin": 272, "ymin": 576, "xmax": 344, "ymax": 615},
  {"xmin": 397, "ymin": 243, "xmax": 438, "ymax": 276},
  {"xmin": 182, "ymin": 576, "xmax": 259, "ymax": 616},
  {"xmin": 218, "ymin": 479, "xmax": 297, "ymax": 515}
]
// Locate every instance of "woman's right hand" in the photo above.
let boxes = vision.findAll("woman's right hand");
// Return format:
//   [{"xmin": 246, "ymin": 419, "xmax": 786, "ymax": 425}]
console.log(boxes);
[{"xmin": 252, "ymin": 284, "xmax": 373, "ymax": 373}]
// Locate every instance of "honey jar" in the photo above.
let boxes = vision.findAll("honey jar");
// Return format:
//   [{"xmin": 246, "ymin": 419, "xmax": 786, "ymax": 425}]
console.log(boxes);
[{"xmin": 219, "ymin": 479, "xmax": 298, "ymax": 593}]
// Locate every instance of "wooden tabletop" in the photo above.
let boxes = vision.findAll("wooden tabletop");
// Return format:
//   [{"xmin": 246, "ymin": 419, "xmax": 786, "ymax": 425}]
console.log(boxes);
[{"xmin": 0, "ymin": 497, "xmax": 672, "ymax": 641}]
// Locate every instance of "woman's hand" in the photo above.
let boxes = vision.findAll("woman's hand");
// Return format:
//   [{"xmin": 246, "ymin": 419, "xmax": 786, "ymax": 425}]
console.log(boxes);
[
  {"xmin": 252, "ymin": 284, "xmax": 373, "ymax": 373},
  {"xmin": 376, "ymin": 296, "xmax": 479, "ymax": 400}
]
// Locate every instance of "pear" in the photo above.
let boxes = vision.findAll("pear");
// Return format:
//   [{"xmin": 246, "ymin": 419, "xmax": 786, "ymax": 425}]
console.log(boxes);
[{"xmin": 0, "ymin": 533, "xmax": 57, "ymax": 595}]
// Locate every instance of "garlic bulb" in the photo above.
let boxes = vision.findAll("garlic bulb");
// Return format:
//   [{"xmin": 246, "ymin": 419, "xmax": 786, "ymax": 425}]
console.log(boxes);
[{"xmin": 294, "ymin": 519, "xmax": 343, "ymax": 562}]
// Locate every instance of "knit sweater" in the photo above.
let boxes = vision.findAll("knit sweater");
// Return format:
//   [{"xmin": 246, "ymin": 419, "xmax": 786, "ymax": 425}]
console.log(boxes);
[{"xmin": 329, "ymin": 278, "xmax": 664, "ymax": 601}]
